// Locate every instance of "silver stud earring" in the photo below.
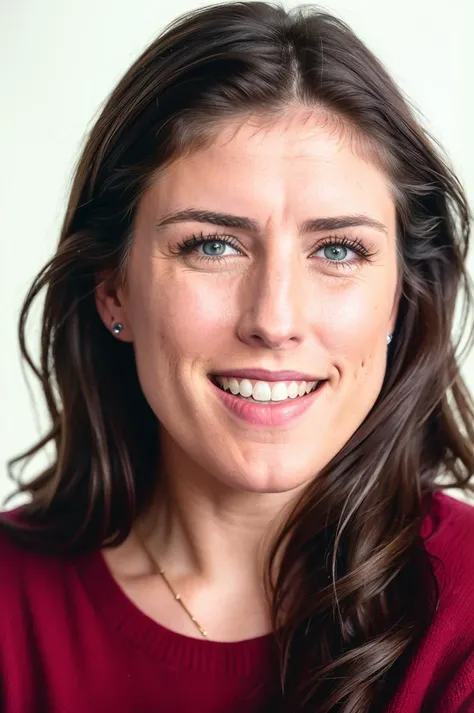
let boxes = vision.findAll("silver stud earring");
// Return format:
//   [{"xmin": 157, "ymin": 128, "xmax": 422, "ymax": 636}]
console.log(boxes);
[
  {"xmin": 112, "ymin": 322, "xmax": 124, "ymax": 335},
  {"xmin": 387, "ymin": 334, "xmax": 393, "ymax": 345}
]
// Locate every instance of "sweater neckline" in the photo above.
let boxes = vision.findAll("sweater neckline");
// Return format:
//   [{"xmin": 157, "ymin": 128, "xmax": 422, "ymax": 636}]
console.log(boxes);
[
  {"xmin": 76, "ymin": 546, "xmax": 278, "ymax": 676},
  {"xmin": 74, "ymin": 490, "xmax": 443, "ymax": 676}
]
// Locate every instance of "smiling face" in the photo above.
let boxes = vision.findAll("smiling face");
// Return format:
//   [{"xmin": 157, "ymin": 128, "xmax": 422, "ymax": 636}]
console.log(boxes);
[{"xmin": 96, "ymin": 110, "xmax": 400, "ymax": 494}]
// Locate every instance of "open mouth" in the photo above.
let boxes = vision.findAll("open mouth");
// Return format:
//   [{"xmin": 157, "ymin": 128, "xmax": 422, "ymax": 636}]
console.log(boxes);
[{"xmin": 209, "ymin": 375, "xmax": 326, "ymax": 404}]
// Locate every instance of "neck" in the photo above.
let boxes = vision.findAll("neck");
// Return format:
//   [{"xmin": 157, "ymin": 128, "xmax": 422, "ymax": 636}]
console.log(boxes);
[
  {"xmin": 136, "ymin": 471, "xmax": 298, "ymax": 593},
  {"xmin": 127, "ymin": 432, "xmax": 306, "ymax": 641},
  {"xmin": 134, "ymin": 422, "xmax": 306, "ymax": 595}
]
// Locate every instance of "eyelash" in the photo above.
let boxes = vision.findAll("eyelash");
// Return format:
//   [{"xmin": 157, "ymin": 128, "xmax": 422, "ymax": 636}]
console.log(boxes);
[{"xmin": 171, "ymin": 231, "xmax": 377, "ymax": 270}]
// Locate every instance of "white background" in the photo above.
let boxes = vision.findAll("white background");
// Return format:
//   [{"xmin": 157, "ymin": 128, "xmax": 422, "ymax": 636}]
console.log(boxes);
[{"xmin": 1, "ymin": 0, "xmax": 473, "ymax": 508}]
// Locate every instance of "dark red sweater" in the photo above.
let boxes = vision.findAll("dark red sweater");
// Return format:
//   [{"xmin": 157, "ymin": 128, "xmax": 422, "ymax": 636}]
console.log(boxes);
[{"xmin": 1, "ymin": 491, "xmax": 474, "ymax": 712}]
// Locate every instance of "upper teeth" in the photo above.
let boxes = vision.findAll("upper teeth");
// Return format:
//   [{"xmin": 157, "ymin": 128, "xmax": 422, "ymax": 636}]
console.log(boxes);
[{"xmin": 214, "ymin": 377, "xmax": 320, "ymax": 402}]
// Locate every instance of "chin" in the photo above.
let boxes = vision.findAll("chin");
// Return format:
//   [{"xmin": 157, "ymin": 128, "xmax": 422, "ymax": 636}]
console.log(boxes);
[{"xmin": 216, "ymin": 463, "xmax": 315, "ymax": 495}]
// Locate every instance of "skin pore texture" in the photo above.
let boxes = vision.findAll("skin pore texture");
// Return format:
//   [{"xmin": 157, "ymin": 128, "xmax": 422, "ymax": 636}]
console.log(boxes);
[{"xmin": 95, "ymin": 109, "xmax": 400, "ymax": 641}]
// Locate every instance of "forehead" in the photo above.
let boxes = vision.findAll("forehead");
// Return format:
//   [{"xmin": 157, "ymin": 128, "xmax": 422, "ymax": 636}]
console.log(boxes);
[{"xmin": 147, "ymin": 111, "xmax": 396, "ymax": 228}]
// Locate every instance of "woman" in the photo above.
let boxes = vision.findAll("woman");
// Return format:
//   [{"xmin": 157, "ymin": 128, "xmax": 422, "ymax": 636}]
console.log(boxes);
[{"xmin": 1, "ymin": 2, "xmax": 474, "ymax": 711}]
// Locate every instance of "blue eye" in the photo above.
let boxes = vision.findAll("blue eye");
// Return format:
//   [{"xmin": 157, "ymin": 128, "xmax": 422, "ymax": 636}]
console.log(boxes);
[
  {"xmin": 322, "ymin": 244, "xmax": 349, "ymax": 261},
  {"xmin": 199, "ymin": 240, "xmax": 239, "ymax": 258},
  {"xmin": 172, "ymin": 232, "xmax": 376, "ymax": 270}
]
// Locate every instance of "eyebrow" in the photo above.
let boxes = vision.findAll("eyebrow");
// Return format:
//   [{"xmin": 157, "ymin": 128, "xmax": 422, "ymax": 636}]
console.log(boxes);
[{"xmin": 155, "ymin": 208, "xmax": 388, "ymax": 235}]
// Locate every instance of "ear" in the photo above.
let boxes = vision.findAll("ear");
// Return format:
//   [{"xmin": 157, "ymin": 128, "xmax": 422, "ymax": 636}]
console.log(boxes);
[{"xmin": 94, "ymin": 273, "xmax": 134, "ymax": 343}]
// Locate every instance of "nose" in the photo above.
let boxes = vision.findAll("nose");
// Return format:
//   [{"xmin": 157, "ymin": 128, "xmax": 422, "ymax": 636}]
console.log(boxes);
[{"xmin": 236, "ymin": 251, "xmax": 307, "ymax": 350}]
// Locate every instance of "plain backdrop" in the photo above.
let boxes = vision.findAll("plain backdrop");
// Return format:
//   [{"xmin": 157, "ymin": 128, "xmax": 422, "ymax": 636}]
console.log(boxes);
[{"xmin": 1, "ymin": 0, "xmax": 473, "ymax": 508}]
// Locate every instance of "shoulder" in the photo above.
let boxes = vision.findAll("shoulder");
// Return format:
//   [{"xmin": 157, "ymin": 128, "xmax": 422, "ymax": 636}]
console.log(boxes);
[
  {"xmin": 0, "ymin": 505, "xmax": 78, "ymax": 598},
  {"xmin": 383, "ymin": 492, "xmax": 474, "ymax": 712},
  {"xmin": 0, "ymin": 506, "xmax": 63, "ymax": 652},
  {"xmin": 422, "ymin": 490, "xmax": 474, "ymax": 589},
  {"xmin": 424, "ymin": 489, "xmax": 474, "ymax": 539},
  {"xmin": 0, "ymin": 506, "xmax": 95, "ymax": 659},
  {"xmin": 419, "ymin": 491, "xmax": 474, "ymax": 671}
]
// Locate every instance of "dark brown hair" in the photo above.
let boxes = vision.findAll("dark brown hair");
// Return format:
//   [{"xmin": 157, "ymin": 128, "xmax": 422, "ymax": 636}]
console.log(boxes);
[{"xmin": 2, "ymin": 2, "xmax": 474, "ymax": 711}]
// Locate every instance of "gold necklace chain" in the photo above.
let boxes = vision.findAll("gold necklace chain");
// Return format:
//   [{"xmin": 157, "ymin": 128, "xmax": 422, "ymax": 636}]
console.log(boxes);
[
  {"xmin": 135, "ymin": 528, "xmax": 208, "ymax": 639},
  {"xmin": 157, "ymin": 565, "xmax": 208, "ymax": 638}
]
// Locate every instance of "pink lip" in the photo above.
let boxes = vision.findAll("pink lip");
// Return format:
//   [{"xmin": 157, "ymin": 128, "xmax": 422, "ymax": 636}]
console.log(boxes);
[
  {"xmin": 210, "ymin": 368, "xmax": 322, "ymax": 382},
  {"xmin": 209, "ymin": 378, "xmax": 327, "ymax": 427}
]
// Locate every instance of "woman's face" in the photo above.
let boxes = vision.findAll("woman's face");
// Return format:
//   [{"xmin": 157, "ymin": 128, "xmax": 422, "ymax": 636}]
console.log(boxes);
[{"xmin": 98, "ymin": 110, "xmax": 399, "ymax": 494}]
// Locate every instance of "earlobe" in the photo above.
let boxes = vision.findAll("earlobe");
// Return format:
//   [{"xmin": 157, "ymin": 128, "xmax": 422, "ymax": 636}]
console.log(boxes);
[{"xmin": 94, "ymin": 275, "xmax": 132, "ymax": 342}]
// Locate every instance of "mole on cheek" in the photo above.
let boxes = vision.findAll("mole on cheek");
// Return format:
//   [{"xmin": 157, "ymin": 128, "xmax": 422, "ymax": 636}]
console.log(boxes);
[{"xmin": 355, "ymin": 355, "xmax": 372, "ymax": 382}]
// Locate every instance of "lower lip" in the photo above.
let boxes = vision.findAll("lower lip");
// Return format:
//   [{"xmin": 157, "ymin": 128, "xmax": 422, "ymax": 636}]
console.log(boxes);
[{"xmin": 209, "ymin": 379, "xmax": 327, "ymax": 427}]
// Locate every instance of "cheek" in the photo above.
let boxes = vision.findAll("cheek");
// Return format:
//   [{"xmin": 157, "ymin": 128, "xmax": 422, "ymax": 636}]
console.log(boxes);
[
  {"xmin": 321, "ymin": 287, "xmax": 386, "ymax": 352},
  {"xmin": 132, "ymin": 273, "xmax": 231, "ymax": 359},
  {"xmin": 320, "ymin": 285, "xmax": 392, "ymax": 393}
]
